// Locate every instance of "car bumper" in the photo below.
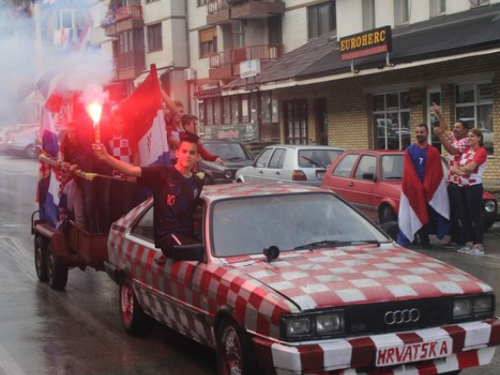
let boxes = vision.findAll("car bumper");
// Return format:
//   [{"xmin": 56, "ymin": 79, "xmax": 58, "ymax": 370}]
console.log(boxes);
[
  {"xmin": 252, "ymin": 317, "xmax": 500, "ymax": 375},
  {"xmin": 483, "ymin": 212, "xmax": 500, "ymax": 225}
]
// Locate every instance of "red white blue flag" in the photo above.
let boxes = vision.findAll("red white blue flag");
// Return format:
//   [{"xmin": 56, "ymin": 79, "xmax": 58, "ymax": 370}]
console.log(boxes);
[
  {"xmin": 397, "ymin": 145, "xmax": 450, "ymax": 246},
  {"xmin": 118, "ymin": 64, "xmax": 170, "ymax": 166}
]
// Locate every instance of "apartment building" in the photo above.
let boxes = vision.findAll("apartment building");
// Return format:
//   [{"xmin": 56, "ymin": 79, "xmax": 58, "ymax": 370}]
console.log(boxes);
[{"xmin": 220, "ymin": 0, "xmax": 500, "ymax": 179}]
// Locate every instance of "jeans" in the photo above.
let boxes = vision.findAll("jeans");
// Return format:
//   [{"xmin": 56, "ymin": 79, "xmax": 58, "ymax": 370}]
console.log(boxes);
[
  {"xmin": 448, "ymin": 183, "xmax": 464, "ymax": 245},
  {"xmin": 458, "ymin": 183, "xmax": 484, "ymax": 245}
]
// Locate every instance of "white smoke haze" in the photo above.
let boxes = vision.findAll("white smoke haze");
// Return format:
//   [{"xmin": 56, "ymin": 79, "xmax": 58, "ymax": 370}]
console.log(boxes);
[{"xmin": 0, "ymin": 0, "xmax": 113, "ymax": 127}]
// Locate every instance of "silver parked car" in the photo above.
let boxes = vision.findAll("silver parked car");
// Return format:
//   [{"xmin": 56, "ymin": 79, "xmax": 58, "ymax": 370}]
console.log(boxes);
[
  {"xmin": 4, "ymin": 126, "xmax": 40, "ymax": 159},
  {"xmin": 235, "ymin": 144, "xmax": 344, "ymax": 186}
]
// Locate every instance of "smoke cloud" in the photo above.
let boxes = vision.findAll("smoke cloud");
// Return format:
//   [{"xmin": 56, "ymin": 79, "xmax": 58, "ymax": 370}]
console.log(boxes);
[{"xmin": 0, "ymin": 0, "xmax": 113, "ymax": 127}]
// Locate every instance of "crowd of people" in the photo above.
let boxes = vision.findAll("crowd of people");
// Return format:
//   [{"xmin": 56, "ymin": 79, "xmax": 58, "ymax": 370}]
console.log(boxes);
[
  {"xmin": 399, "ymin": 102, "xmax": 488, "ymax": 256},
  {"xmin": 55, "ymin": 90, "xmax": 223, "ymax": 249}
]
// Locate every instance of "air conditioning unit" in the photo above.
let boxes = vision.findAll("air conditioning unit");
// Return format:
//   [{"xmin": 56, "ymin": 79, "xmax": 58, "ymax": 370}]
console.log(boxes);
[{"xmin": 184, "ymin": 68, "xmax": 196, "ymax": 81}]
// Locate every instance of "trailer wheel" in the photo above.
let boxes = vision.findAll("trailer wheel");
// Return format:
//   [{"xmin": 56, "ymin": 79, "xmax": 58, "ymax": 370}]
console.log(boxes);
[
  {"xmin": 34, "ymin": 236, "xmax": 48, "ymax": 283},
  {"xmin": 46, "ymin": 243, "xmax": 68, "ymax": 290},
  {"xmin": 120, "ymin": 278, "xmax": 154, "ymax": 336}
]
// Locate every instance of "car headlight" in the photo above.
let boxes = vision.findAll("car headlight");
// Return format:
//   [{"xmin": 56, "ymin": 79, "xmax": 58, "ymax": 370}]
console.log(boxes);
[
  {"xmin": 484, "ymin": 200, "xmax": 496, "ymax": 213},
  {"xmin": 282, "ymin": 310, "xmax": 345, "ymax": 340},
  {"xmin": 453, "ymin": 294, "xmax": 494, "ymax": 320}
]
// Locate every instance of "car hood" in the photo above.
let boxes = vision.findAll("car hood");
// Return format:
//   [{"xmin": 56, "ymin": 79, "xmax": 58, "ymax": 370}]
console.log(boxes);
[{"xmin": 223, "ymin": 244, "xmax": 492, "ymax": 311}]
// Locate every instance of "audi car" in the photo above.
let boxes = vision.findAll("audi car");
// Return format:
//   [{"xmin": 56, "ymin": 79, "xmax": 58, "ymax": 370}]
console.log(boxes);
[{"xmin": 105, "ymin": 184, "xmax": 500, "ymax": 375}]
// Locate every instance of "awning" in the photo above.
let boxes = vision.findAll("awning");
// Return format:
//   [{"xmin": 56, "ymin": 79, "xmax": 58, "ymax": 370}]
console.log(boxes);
[{"xmin": 133, "ymin": 67, "xmax": 171, "ymax": 87}]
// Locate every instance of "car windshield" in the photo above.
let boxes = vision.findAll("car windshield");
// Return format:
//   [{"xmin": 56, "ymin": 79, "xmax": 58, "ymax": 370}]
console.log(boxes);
[
  {"xmin": 203, "ymin": 142, "xmax": 251, "ymax": 161},
  {"xmin": 380, "ymin": 154, "xmax": 404, "ymax": 181},
  {"xmin": 211, "ymin": 193, "xmax": 389, "ymax": 257},
  {"xmin": 298, "ymin": 150, "xmax": 342, "ymax": 169}
]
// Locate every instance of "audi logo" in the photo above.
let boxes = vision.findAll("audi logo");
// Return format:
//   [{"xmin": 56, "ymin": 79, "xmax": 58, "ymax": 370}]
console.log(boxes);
[{"xmin": 384, "ymin": 309, "xmax": 420, "ymax": 325}]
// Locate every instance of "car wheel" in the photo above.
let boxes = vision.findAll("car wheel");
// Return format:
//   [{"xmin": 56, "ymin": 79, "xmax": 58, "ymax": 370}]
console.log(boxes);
[
  {"xmin": 25, "ymin": 144, "xmax": 38, "ymax": 159},
  {"xmin": 484, "ymin": 222, "xmax": 493, "ymax": 232},
  {"xmin": 34, "ymin": 236, "xmax": 48, "ymax": 283},
  {"xmin": 216, "ymin": 317, "xmax": 257, "ymax": 375},
  {"xmin": 380, "ymin": 206, "xmax": 397, "ymax": 224},
  {"xmin": 204, "ymin": 174, "xmax": 215, "ymax": 185},
  {"xmin": 46, "ymin": 243, "xmax": 68, "ymax": 290},
  {"xmin": 119, "ymin": 278, "xmax": 154, "ymax": 336}
]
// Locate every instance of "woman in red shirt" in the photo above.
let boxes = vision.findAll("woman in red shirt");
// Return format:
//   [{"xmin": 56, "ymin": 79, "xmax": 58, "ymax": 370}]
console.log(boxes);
[{"xmin": 452, "ymin": 128, "xmax": 487, "ymax": 256}]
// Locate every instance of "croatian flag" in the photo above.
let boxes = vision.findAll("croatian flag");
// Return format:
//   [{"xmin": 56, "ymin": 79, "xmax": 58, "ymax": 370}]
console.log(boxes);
[
  {"xmin": 119, "ymin": 64, "xmax": 170, "ymax": 166},
  {"xmin": 397, "ymin": 145, "xmax": 450, "ymax": 247}
]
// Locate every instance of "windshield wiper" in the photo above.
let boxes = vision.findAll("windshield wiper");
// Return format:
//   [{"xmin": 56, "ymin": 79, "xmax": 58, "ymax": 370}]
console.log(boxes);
[
  {"xmin": 294, "ymin": 240, "xmax": 351, "ymax": 250},
  {"xmin": 300, "ymin": 156, "xmax": 325, "ymax": 169},
  {"xmin": 294, "ymin": 239, "xmax": 381, "ymax": 250}
]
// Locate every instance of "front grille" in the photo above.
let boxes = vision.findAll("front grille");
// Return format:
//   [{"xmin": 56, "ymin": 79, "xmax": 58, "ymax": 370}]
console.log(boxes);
[{"xmin": 344, "ymin": 298, "xmax": 453, "ymax": 336}]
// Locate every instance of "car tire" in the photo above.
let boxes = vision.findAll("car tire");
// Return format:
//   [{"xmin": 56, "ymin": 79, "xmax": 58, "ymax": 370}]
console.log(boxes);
[
  {"xmin": 34, "ymin": 236, "xmax": 48, "ymax": 283},
  {"xmin": 204, "ymin": 174, "xmax": 215, "ymax": 185},
  {"xmin": 25, "ymin": 144, "xmax": 38, "ymax": 159},
  {"xmin": 380, "ymin": 206, "xmax": 397, "ymax": 224},
  {"xmin": 119, "ymin": 278, "xmax": 154, "ymax": 337},
  {"xmin": 216, "ymin": 317, "xmax": 257, "ymax": 375},
  {"xmin": 46, "ymin": 243, "xmax": 68, "ymax": 290}
]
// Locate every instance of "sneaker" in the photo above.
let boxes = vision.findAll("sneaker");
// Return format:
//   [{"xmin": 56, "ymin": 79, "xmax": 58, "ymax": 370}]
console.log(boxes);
[
  {"xmin": 467, "ymin": 246, "xmax": 485, "ymax": 256},
  {"xmin": 457, "ymin": 245, "xmax": 473, "ymax": 253}
]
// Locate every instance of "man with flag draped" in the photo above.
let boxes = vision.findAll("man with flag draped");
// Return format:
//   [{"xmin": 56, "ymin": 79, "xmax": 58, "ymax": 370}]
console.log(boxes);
[{"xmin": 397, "ymin": 123, "xmax": 450, "ymax": 248}]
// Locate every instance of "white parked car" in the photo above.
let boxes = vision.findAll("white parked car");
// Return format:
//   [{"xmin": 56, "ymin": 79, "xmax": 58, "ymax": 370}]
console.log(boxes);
[
  {"xmin": 235, "ymin": 144, "xmax": 344, "ymax": 186},
  {"xmin": 4, "ymin": 126, "xmax": 40, "ymax": 159}
]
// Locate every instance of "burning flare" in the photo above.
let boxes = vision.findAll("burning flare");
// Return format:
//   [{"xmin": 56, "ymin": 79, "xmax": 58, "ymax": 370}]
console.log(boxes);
[{"xmin": 87, "ymin": 102, "xmax": 103, "ymax": 143}]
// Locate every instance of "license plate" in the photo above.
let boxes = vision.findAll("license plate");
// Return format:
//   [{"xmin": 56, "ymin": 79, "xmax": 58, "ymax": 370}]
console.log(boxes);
[{"xmin": 375, "ymin": 338, "xmax": 453, "ymax": 367}]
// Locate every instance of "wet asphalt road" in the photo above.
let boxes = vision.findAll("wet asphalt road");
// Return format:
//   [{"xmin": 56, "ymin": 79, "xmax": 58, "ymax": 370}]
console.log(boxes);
[
  {"xmin": 0, "ymin": 152, "xmax": 499, "ymax": 374},
  {"xmin": 0, "ymin": 153, "xmax": 217, "ymax": 375}
]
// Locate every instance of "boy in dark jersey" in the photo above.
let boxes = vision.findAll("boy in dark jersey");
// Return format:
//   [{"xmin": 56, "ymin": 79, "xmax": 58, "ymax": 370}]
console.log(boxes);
[{"xmin": 92, "ymin": 133, "xmax": 204, "ymax": 256}]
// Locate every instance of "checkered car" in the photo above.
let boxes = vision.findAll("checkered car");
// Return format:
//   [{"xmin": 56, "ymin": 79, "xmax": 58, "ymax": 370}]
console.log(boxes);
[{"xmin": 104, "ymin": 184, "xmax": 500, "ymax": 375}]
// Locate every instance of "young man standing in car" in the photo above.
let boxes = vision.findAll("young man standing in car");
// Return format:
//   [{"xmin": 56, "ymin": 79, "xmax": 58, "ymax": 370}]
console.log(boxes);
[
  {"xmin": 432, "ymin": 102, "xmax": 469, "ymax": 247},
  {"xmin": 92, "ymin": 133, "xmax": 204, "ymax": 256}
]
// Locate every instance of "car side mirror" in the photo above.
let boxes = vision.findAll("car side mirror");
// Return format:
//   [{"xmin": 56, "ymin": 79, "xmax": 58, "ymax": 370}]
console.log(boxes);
[
  {"xmin": 167, "ymin": 243, "xmax": 205, "ymax": 262},
  {"xmin": 362, "ymin": 172, "xmax": 376, "ymax": 182}
]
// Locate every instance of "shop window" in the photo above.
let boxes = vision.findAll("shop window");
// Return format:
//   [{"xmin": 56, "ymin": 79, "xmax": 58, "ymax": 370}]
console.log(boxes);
[
  {"xmin": 241, "ymin": 95, "xmax": 249, "ymax": 123},
  {"xmin": 213, "ymin": 98, "xmax": 221, "ymax": 125},
  {"xmin": 373, "ymin": 92, "xmax": 410, "ymax": 150},
  {"xmin": 250, "ymin": 93, "xmax": 258, "ymax": 125},
  {"xmin": 261, "ymin": 92, "xmax": 272, "ymax": 124},
  {"xmin": 394, "ymin": 0, "xmax": 409, "ymax": 25},
  {"xmin": 308, "ymin": 1, "xmax": 336, "ymax": 39},
  {"xmin": 284, "ymin": 100, "xmax": 308, "ymax": 145},
  {"xmin": 223, "ymin": 97, "xmax": 231, "ymax": 124},
  {"xmin": 470, "ymin": 0, "xmax": 489, "ymax": 7},
  {"xmin": 430, "ymin": 0, "xmax": 446, "ymax": 17},
  {"xmin": 362, "ymin": 0, "xmax": 375, "ymax": 31},
  {"xmin": 231, "ymin": 96, "xmax": 239, "ymax": 124},
  {"xmin": 199, "ymin": 27, "xmax": 217, "ymax": 58},
  {"xmin": 147, "ymin": 23, "xmax": 162, "ymax": 52},
  {"xmin": 455, "ymin": 82, "xmax": 494, "ymax": 154},
  {"xmin": 206, "ymin": 99, "xmax": 214, "ymax": 126}
]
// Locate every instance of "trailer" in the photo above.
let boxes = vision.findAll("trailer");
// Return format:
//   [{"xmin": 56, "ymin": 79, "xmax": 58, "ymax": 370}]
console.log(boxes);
[{"xmin": 31, "ymin": 212, "xmax": 108, "ymax": 290}]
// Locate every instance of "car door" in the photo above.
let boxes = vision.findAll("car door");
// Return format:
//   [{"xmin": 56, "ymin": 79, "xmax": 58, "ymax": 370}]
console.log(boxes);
[
  {"xmin": 263, "ymin": 147, "xmax": 287, "ymax": 183},
  {"xmin": 348, "ymin": 155, "xmax": 379, "ymax": 220},
  {"xmin": 323, "ymin": 153, "xmax": 359, "ymax": 200},
  {"xmin": 241, "ymin": 147, "xmax": 274, "ymax": 183},
  {"xmin": 127, "ymin": 205, "xmax": 213, "ymax": 346}
]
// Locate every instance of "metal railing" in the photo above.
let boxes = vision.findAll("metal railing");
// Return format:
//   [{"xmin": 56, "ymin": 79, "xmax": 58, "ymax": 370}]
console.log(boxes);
[
  {"xmin": 209, "ymin": 44, "xmax": 284, "ymax": 68},
  {"xmin": 207, "ymin": 0, "xmax": 281, "ymax": 14}
]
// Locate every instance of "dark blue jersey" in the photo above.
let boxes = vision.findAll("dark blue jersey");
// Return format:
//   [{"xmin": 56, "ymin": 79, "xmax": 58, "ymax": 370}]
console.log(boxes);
[
  {"xmin": 139, "ymin": 165, "xmax": 204, "ymax": 247},
  {"xmin": 406, "ymin": 144, "xmax": 428, "ymax": 182}
]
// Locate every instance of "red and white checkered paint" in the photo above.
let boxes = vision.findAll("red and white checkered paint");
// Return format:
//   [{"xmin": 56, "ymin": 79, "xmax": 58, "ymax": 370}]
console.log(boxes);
[{"xmin": 107, "ymin": 184, "xmax": 500, "ymax": 375}]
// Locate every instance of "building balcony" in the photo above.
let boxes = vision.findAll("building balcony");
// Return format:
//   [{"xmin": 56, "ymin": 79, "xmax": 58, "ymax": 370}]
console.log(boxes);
[
  {"xmin": 116, "ymin": 50, "xmax": 145, "ymax": 81},
  {"xmin": 207, "ymin": 0, "xmax": 285, "ymax": 25},
  {"xmin": 208, "ymin": 43, "xmax": 284, "ymax": 81},
  {"xmin": 102, "ymin": 6, "xmax": 143, "ymax": 38}
]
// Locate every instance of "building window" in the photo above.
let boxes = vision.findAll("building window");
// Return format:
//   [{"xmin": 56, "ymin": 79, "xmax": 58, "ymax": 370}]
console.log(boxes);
[
  {"xmin": 232, "ymin": 20, "xmax": 245, "ymax": 48},
  {"xmin": 394, "ymin": 0, "xmax": 409, "ymax": 25},
  {"xmin": 146, "ymin": 0, "xmax": 160, "ymax": 3},
  {"xmin": 373, "ymin": 92, "xmax": 411, "ymax": 150},
  {"xmin": 362, "ymin": 0, "xmax": 375, "ymax": 31},
  {"xmin": 470, "ymin": 0, "xmax": 489, "ymax": 7},
  {"xmin": 308, "ymin": 1, "xmax": 336, "ymax": 39},
  {"xmin": 198, "ymin": 0, "xmax": 207, "ymax": 5},
  {"xmin": 199, "ymin": 27, "xmax": 217, "ymax": 58},
  {"xmin": 284, "ymin": 100, "xmax": 308, "ymax": 144},
  {"xmin": 430, "ymin": 0, "xmax": 446, "ymax": 17},
  {"xmin": 455, "ymin": 82, "xmax": 494, "ymax": 154},
  {"xmin": 147, "ymin": 23, "xmax": 162, "ymax": 52}
]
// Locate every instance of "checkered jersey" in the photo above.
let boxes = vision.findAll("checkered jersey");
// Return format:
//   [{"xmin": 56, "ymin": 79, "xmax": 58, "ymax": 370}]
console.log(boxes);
[
  {"xmin": 457, "ymin": 147, "xmax": 487, "ymax": 187},
  {"xmin": 447, "ymin": 134, "xmax": 469, "ymax": 184},
  {"xmin": 109, "ymin": 136, "xmax": 136, "ymax": 175}
]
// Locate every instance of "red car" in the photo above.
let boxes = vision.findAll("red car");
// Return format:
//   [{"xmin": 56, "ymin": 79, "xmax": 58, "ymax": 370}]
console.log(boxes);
[{"xmin": 321, "ymin": 150, "xmax": 500, "ymax": 229}]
